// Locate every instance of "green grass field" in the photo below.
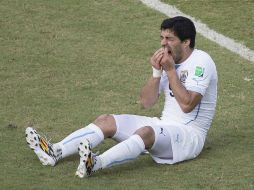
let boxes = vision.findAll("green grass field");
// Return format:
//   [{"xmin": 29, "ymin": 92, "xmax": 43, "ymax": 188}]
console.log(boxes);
[{"xmin": 1, "ymin": 0, "xmax": 253, "ymax": 189}]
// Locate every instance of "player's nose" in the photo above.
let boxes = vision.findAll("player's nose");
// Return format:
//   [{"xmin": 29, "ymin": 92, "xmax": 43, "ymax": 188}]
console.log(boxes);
[{"xmin": 161, "ymin": 38, "xmax": 168, "ymax": 46}]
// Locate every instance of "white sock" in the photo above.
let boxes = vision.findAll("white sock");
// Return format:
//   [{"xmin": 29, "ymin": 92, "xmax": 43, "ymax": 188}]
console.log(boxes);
[
  {"xmin": 55, "ymin": 123, "xmax": 104, "ymax": 158},
  {"xmin": 93, "ymin": 134, "xmax": 145, "ymax": 171}
]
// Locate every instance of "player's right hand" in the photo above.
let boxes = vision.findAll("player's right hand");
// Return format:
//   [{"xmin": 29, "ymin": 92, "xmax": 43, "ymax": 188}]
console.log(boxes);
[{"xmin": 150, "ymin": 48, "xmax": 164, "ymax": 69}]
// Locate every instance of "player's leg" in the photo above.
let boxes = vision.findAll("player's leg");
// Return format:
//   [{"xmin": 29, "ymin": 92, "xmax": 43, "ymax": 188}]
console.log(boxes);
[
  {"xmin": 76, "ymin": 126, "xmax": 155, "ymax": 177},
  {"xmin": 149, "ymin": 123, "xmax": 204, "ymax": 164},
  {"xmin": 91, "ymin": 125, "xmax": 173, "ymax": 174},
  {"xmin": 148, "ymin": 125, "xmax": 173, "ymax": 160},
  {"xmin": 25, "ymin": 114, "xmax": 117, "ymax": 166},
  {"xmin": 55, "ymin": 114, "xmax": 116, "ymax": 158},
  {"xmin": 76, "ymin": 114, "xmax": 157, "ymax": 177},
  {"xmin": 97, "ymin": 126, "xmax": 155, "ymax": 169}
]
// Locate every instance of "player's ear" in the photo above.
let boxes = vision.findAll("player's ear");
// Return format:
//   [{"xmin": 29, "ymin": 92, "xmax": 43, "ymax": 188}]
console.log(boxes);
[{"xmin": 183, "ymin": 39, "xmax": 190, "ymax": 48}]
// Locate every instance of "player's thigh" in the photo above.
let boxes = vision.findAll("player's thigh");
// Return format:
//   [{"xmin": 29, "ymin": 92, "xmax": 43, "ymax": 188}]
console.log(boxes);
[
  {"xmin": 112, "ymin": 114, "xmax": 158, "ymax": 142},
  {"xmin": 149, "ymin": 125, "xmax": 173, "ymax": 159}
]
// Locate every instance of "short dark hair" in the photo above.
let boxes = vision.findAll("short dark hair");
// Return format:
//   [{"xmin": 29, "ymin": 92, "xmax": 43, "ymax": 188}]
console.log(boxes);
[{"xmin": 161, "ymin": 16, "xmax": 196, "ymax": 48}]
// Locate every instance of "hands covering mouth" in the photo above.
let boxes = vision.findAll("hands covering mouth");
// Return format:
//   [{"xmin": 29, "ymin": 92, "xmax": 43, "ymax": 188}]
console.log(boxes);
[
  {"xmin": 163, "ymin": 46, "xmax": 172, "ymax": 55},
  {"xmin": 150, "ymin": 46, "xmax": 174, "ymax": 72}
]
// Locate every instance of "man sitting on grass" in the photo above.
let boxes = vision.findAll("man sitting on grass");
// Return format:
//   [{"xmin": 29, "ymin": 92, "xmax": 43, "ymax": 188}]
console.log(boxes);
[{"xmin": 26, "ymin": 16, "xmax": 218, "ymax": 178}]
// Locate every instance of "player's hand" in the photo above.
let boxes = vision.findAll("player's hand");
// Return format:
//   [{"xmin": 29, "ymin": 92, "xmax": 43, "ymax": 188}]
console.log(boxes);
[
  {"xmin": 150, "ymin": 48, "xmax": 164, "ymax": 69},
  {"xmin": 160, "ymin": 47, "xmax": 175, "ymax": 71}
]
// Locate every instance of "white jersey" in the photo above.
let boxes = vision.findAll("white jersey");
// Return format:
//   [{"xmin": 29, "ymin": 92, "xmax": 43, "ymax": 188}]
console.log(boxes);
[{"xmin": 159, "ymin": 49, "xmax": 218, "ymax": 136}]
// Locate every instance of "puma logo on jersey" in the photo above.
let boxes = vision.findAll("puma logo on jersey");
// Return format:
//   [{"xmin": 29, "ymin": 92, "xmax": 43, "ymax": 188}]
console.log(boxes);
[{"xmin": 160, "ymin": 127, "xmax": 166, "ymax": 136}]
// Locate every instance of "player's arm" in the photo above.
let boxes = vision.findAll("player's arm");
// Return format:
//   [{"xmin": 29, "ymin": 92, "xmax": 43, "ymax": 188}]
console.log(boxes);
[
  {"xmin": 166, "ymin": 69, "xmax": 202, "ymax": 113},
  {"xmin": 140, "ymin": 48, "xmax": 164, "ymax": 109},
  {"xmin": 140, "ymin": 77, "xmax": 160, "ymax": 108},
  {"xmin": 160, "ymin": 48, "xmax": 202, "ymax": 113}
]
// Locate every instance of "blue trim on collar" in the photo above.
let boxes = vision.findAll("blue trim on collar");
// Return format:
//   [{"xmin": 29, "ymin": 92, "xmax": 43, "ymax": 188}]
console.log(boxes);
[{"xmin": 175, "ymin": 64, "xmax": 181, "ymax": 70}]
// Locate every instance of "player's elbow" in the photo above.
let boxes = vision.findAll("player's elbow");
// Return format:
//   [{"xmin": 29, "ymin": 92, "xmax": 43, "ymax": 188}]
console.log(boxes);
[
  {"xmin": 140, "ymin": 99, "xmax": 153, "ymax": 109},
  {"xmin": 179, "ymin": 92, "xmax": 202, "ymax": 113},
  {"xmin": 179, "ymin": 102, "xmax": 196, "ymax": 113},
  {"xmin": 181, "ymin": 106, "xmax": 193, "ymax": 113},
  {"xmin": 140, "ymin": 93, "xmax": 159, "ymax": 109},
  {"xmin": 140, "ymin": 95, "xmax": 157, "ymax": 109}
]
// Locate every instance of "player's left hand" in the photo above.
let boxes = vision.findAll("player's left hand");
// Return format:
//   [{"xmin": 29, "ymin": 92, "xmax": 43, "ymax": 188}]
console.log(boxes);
[{"xmin": 160, "ymin": 47, "xmax": 175, "ymax": 71}]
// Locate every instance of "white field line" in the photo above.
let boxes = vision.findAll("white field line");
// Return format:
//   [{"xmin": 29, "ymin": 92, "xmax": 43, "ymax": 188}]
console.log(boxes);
[{"xmin": 140, "ymin": 0, "xmax": 254, "ymax": 64}]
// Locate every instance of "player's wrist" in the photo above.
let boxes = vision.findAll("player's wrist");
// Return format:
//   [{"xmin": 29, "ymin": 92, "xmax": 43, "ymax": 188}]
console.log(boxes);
[{"xmin": 152, "ymin": 66, "xmax": 162, "ymax": 78}]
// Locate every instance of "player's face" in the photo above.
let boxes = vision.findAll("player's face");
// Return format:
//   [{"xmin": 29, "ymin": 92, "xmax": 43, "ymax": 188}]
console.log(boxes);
[{"xmin": 160, "ymin": 29, "xmax": 185, "ymax": 64}]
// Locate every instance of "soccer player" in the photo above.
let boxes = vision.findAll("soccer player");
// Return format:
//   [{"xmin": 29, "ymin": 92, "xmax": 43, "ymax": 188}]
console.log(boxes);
[{"xmin": 26, "ymin": 16, "xmax": 217, "ymax": 178}]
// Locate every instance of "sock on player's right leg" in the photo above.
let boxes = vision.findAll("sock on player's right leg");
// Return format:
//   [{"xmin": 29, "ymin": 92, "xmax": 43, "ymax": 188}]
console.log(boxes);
[{"xmin": 55, "ymin": 123, "xmax": 104, "ymax": 158}]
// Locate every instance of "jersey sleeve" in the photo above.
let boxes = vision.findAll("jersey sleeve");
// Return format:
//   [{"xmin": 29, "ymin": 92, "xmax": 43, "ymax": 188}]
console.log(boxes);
[{"xmin": 185, "ymin": 56, "xmax": 214, "ymax": 96}]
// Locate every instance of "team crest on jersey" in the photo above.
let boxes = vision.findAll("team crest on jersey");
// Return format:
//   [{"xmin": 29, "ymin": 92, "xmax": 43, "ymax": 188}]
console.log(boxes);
[{"xmin": 180, "ymin": 70, "xmax": 188, "ymax": 83}]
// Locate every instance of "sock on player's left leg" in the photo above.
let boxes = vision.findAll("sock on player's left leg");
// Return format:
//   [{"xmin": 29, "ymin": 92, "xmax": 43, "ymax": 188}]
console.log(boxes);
[{"xmin": 95, "ymin": 134, "xmax": 145, "ymax": 170}]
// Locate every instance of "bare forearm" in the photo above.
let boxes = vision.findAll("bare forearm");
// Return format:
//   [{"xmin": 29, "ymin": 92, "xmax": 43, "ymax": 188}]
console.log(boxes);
[
  {"xmin": 140, "ymin": 77, "xmax": 160, "ymax": 108},
  {"xmin": 166, "ymin": 69, "xmax": 201, "ymax": 113}
]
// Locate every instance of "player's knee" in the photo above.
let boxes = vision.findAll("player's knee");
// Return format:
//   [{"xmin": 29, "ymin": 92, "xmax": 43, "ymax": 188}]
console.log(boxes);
[
  {"xmin": 94, "ymin": 114, "xmax": 116, "ymax": 138},
  {"xmin": 135, "ymin": 126, "xmax": 155, "ymax": 149}
]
